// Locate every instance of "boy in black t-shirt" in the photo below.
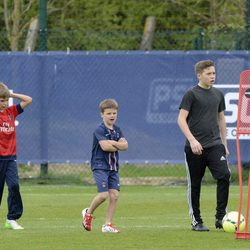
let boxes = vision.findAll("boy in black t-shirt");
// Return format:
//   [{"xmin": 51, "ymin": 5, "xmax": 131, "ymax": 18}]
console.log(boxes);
[{"xmin": 177, "ymin": 60, "xmax": 230, "ymax": 232}]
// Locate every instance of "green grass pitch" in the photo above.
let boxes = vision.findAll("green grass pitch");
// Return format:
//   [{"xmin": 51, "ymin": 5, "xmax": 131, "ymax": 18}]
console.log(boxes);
[{"xmin": 0, "ymin": 185, "xmax": 249, "ymax": 250}]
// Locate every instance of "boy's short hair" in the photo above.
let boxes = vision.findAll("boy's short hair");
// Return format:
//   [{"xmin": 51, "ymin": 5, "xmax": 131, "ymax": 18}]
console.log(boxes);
[
  {"xmin": 195, "ymin": 60, "xmax": 215, "ymax": 75},
  {"xmin": 99, "ymin": 99, "xmax": 119, "ymax": 114},
  {"xmin": 0, "ymin": 82, "xmax": 10, "ymax": 98}
]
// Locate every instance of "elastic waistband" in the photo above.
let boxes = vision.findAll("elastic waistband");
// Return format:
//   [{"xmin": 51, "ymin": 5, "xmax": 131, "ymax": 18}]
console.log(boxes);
[{"xmin": 0, "ymin": 155, "xmax": 17, "ymax": 160}]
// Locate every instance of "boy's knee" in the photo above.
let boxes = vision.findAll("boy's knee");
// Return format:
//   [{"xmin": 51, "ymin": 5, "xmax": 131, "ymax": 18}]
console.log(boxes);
[
  {"xmin": 224, "ymin": 169, "xmax": 231, "ymax": 182},
  {"xmin": 218, "ymin": 171, "xmax": 230, "ymax": 184},
  {"xmin": 110, "ymin": 190, "xmax": 119, "ymax": 201},
  {"xmin": 8, "ymin": 183, "xmax": 20, "ymax": 193},
  {"xmin": 99, "ymin": 192, "xmax": 109, "ymax": 202}
]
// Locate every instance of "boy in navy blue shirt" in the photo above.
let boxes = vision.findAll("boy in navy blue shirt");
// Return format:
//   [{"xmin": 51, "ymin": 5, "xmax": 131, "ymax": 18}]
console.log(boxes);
[{"xmin": 82, "ymin": 99, "xmax": 128, "ymax": 233}]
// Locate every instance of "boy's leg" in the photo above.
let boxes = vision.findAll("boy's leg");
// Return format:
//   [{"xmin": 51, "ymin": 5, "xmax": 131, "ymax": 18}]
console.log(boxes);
[
  {"xmin": 185, "ymin": 146, "xmax": 207, "ymax": 228},
  {"xmin": 82, "ymin": 169, "xmax": 109, "ymax": 231},
  {"xmin": 5, "ymin": 160, "xmax": 23, "ymax": 220},
  {"xmin": 89, "ymin": 169, "xmax": 110, "ymax": 213},
  {"xmin": 101, "ymin": 170, "xmax": 120, "ymax": 233},
  {"xmin": 207, "ymin": 144, "xmax": 230, "ymax": 225},
  {"xmin": 105, "ymin": 189, "xmax": 119, "ymax": 224},
  {"xmin": 0, "ymin": 161, "xmax": 7, "ymax": 207},
  {"xmin": 88, "ymin": 192, "xmax": 109, "ymax": 214},
  {"xmin": 105, "ymin": 171, "xmax": 120, "ymax": 224}
]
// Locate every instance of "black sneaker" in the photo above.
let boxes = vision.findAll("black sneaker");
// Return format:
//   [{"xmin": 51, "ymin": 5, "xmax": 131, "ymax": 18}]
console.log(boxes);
[
  {"xmin": 192, "ymin": 223, "xmax": 209, "ymax": 232},
  {"xmin": 215, "ymin": 219, "xmax": 223, "ymax": 229}
]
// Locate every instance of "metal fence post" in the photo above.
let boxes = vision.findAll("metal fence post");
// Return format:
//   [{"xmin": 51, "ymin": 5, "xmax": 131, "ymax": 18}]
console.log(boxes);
[
  {"xmin": 244, "ymin": 0, "xmax": 250, "ymax": 50},
  {"xmin": 39, "ymin": 0, "xmax": 48, "ymax": 176},
  {"xmin": 39, "ymin": 0, "xmax": 47, "ymax": 51},
  {"xmin": 193, "ymin": 28, "xmax": 204, "ymax": 50}
]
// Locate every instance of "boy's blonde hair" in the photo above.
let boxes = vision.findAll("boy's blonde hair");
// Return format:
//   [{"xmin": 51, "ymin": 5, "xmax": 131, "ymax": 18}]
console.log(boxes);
[
  {"xmin": 195, "ymin": 60, "xmax": 215, "ymax": 75},
  {"xmin": 0, "ymin": 82, "xmax": 10, "ymax": 98},
  {"xmin": 99, "ymin": 99, "xmax": 119, "ymax": 114}
]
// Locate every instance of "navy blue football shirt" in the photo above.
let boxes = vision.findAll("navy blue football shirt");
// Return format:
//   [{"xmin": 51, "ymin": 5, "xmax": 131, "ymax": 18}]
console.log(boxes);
[{"xmin": 91, "ymin": 123, "xmax": 124, "ymax": 171}]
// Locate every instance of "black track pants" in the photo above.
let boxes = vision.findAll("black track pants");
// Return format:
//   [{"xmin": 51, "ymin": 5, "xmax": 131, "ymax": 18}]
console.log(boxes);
[{"xmin": 184, "ymin": 144, "xmax": 230, "ymax": 225}]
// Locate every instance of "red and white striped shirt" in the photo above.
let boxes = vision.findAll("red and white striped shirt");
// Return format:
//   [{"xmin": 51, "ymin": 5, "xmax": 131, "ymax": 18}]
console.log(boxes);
[{"xmin": 0, "ymin": 104, "xmax": 23, "ymax": 158}]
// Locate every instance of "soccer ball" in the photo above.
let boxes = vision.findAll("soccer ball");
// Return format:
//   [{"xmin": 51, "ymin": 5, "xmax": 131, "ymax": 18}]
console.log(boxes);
[{"xmin": 222, "ymin": 211, "xmax": 245, "ymax": 233}]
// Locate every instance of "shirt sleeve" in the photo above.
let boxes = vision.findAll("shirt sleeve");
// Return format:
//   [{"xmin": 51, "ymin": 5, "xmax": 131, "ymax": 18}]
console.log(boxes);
[
  {"xmin": 218, "ymin": 91, "xmax": 226, "ymax": 112},
  {"xmin": 179, "ymin": 90, "xmax": 194, "ymax": 111},
  {"xmin": 8, "ymin": 104, "xmax": 23, "ymax": 118},
  {"xmin": 16, "ymin": 104, "xmax": 24, "ymax": 114},
  {"xmin": 118, "ymin": 128, "xmax": 124, "ymax": 140},
  {"xmin": 94, "ymin": 126, "xmax": 107, "ymax": 141}
]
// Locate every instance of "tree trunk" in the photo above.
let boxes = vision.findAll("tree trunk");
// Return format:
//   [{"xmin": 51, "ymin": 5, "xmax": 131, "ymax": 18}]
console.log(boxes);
[
  {"xmin": 24, "ymin": 18, "xmax": 39, "ymax": 52},
  {"xmin": 140, "ymin": 16, "xmax": 156, "ymax": 50},
  {"xmin": 11, "ymin": 0, "xmax": 21, "ymax": 51}
]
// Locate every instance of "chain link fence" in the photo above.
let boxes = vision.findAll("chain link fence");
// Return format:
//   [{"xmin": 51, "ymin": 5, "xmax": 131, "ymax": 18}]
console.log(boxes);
[
  {"xmin": 1, "ymin": 29, "xmax": 250, "ymax": 51},
  {"xmin": 19, "ymin": 163, "xmax": 243, "ymax": 186},
  {"xmin": 0, "ymin": 29, "xmax": 248, "ymax": 185}
]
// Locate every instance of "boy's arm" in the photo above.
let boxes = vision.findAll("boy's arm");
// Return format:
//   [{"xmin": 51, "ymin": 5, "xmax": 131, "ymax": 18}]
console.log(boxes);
[
  {"xmin": 10, "ymin": 92, "xmax": 32, "ymax": 110},
  {"xmin": 218, "ymin": 111, "xmax": 229, "ymax": 157},
  {"xmin": 177, "ymin": 109, "xmax": 203, "ymax": 155},
  {"xmin": 99, "ymin": 138, "xmax": 128, "ymax": 152},
  {"xmin": 99, "ymin": 140, "xmax": 118, "ymax": 152},
  {"xmin": 109, "ymin": 138, "xmax": 128, "ymax": 151}
]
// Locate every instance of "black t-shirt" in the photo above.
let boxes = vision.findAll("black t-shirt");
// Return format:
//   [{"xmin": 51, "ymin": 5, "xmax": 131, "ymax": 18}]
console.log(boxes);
[{"xmin": 179, "ymin": 85, "xmax": 225, "ymax": 148}]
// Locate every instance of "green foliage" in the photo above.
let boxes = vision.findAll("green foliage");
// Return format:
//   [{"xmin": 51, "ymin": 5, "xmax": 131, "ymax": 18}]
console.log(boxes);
[
  {"xmin": 44, "ymin": 0, "xmax": 248, "ymax": 50},
  {"xmin": 0, "ymin": 1, "xmax": 248, "ymax": 50}
]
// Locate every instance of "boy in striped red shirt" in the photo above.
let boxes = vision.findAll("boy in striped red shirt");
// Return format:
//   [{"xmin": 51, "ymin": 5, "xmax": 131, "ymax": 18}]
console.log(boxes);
[{"xmin": 0, "ymin": 82, "xmax": 32, "ymax": 230}]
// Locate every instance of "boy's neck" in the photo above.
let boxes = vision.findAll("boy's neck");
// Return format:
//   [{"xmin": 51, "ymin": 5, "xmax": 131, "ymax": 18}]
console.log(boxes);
[
  {"xmin": 104, "ymin": 122, "xmax": 113, "ymax": 130},
  {"xmin": 198, "ymin": 82, "xmax": 211, "ymax": 89}
]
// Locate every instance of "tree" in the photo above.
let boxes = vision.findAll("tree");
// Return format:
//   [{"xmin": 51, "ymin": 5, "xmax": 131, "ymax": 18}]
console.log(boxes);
[
  {"xmin": 1, "ymin": 0, "xmax": 73, "ymax": 51},
  {"xmin": 3, "ymin": 0, "xmax": 38, "ymax": 51},
  {"xmin": 0, "ymin": 0, "xmax": 247, "ymax": 51}
]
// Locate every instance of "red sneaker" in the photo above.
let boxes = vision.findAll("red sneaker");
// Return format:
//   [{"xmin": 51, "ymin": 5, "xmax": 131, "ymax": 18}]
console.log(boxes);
[{"xmin": 82, "ymin": 208, "xmax": 93, "ymax": 231}]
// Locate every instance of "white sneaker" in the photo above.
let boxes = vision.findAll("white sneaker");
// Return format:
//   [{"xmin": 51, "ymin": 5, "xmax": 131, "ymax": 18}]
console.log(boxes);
[
  {"xmin": 5, "ymin": 219, "xmax": 24, "ymax": 230},
  {"xmin": 101, "ymin": 223, "xmax": 120, "ymax": 233}
]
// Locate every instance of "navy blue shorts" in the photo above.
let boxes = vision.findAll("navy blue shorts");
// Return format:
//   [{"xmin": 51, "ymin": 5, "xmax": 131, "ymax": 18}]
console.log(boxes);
[{"xmin": 93, "ymin": 169, "xmax": 120, "ymax": 192}]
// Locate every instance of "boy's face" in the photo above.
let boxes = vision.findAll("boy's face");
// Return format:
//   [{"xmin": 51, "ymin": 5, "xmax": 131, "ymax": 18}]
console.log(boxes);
[
  {"xmin": 197, "ymin": 66, "xmax": 215, "ymax": 88},
  {"xmin": 101, "ymin": 108, "xmax": 117, "ymax": 127},
  {"xmin": 0, "ymin": 97, "xmax": 9, "ymax": 111}
]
